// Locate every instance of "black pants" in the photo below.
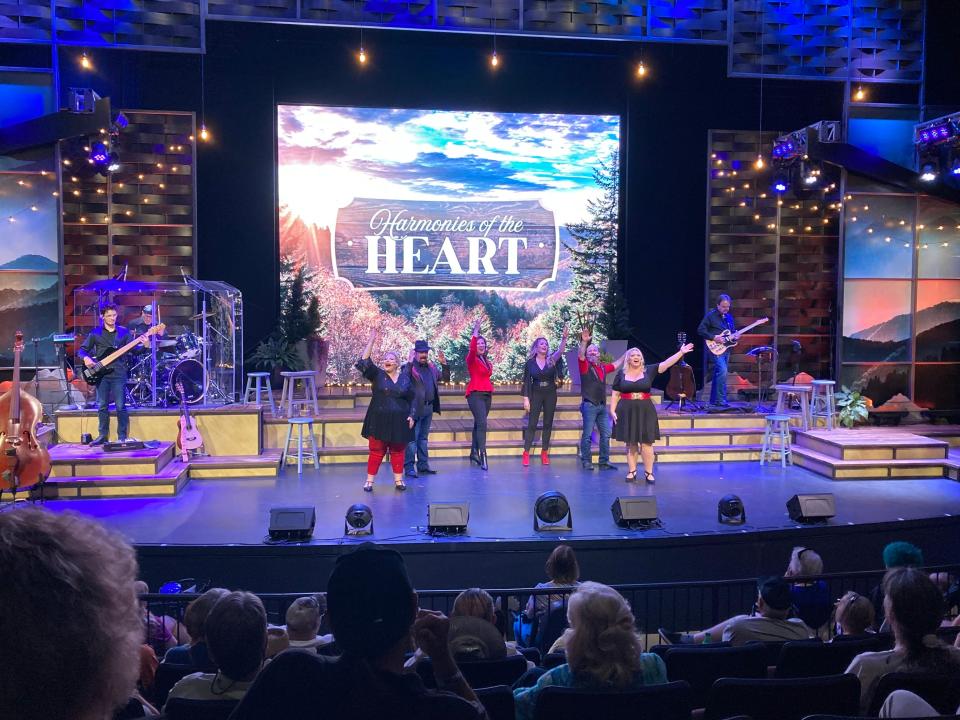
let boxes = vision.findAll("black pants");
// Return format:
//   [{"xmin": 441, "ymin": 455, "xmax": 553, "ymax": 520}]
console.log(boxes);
[
  {"xmin": 96, "ymin": 374, "xmax": 129, "ymax": 439},
  {"xmin": 524, "ymin": 387, "xmax": 558, "ymax": 452},
  {"xmin": 468, "ymin": 392, "xmax": 492, "ymax": 453}
]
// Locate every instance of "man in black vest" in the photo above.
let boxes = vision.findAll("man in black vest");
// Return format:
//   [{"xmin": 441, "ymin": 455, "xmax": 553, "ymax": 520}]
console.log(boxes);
[
  {"xmin": 577, "ymin": 328, "xmax": 624, "ymax": 471},
  {"xmin": 697, "ymin": 293, "xmax": 736, "ymax": 406},
  {"xmin": 403, "ymin": 340, "xmax": 450, "ymax": 479}
]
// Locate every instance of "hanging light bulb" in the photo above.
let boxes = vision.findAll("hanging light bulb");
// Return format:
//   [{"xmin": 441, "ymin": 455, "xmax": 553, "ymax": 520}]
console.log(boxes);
[
  {"xmin": 754, "ymin": 155, "xmax": 765, "ymax": 171},
  {"xmin": 80, "ymin": 52, "xmax": 92, "ymax": 70},
  {"xmin": 636, "ymin": 60, "xmax": 647, "ymax": 78},
  {"xmin": 854, "ymin": 85, "xmax": 866, "ymax": 101},
  {"xmin": 358, "ymin": 47, "xmax": 367, "ymax": 65},
  {"xmin": 490, "ymin": 51, "xmax": 499, "ymax": 68},
  {"xmin": 199, "ymin": 124, "xmax": 211, "ymax": 142}
]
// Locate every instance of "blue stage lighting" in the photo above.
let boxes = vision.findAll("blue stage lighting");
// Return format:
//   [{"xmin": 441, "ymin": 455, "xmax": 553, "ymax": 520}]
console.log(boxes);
[
  {"xmin": 772, "ymin": 172, "xmax": 790, "ymax": 193},
  {"xmin": 89, "ymin": 142, "xmax": 109, "ymax": 165},
  {"xmin": 951, "ymin": 158, "xmax": 960, "ymax": 176},
  {"xmin": 919, "ymin": 162, "xmax": 938, "ymax": 183}
]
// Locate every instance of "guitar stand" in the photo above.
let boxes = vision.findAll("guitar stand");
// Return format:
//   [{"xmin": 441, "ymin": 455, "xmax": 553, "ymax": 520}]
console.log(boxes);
[
  {"xmin": 664, "ymin": 394, "xmax": 705, "ymax": 414},
  {"xmin": 750, "ymin": 353, "xmax": 775, "ymax": 414}
]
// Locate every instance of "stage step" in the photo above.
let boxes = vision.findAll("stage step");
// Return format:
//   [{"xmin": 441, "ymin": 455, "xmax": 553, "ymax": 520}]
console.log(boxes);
[
  {"xmin": 308, "ymin": 388, "xmax": 664, "ymax": 410},
  {"xmin": 791, "ymin": 446, "xmax": 949, "ymax": 480},
  {"xmin": 48, "ymin": 441, "xmax": 177, "ymax": 478},
  {"xmin": 943, "ymin": 450, "xmax": 960, "ymax": 481},
  {"xmin": 793, "ymin": 428, "xmax": 949, "ymax": 461},
  {"xmin": 35, "ymin": 458, "xmax": 190, "ymax": 499},
  {"xmin": 187, "ymin": 449, "xmax": 283, "ymax": 478}
]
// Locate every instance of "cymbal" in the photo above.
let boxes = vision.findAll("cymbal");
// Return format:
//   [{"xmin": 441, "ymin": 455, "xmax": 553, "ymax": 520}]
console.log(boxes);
[{"xmin": 191, "ymin": 311, "xmax": 215, "ymax": 320}]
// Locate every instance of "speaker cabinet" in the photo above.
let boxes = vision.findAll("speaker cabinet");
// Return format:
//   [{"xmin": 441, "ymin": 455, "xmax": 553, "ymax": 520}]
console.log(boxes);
[
  {"xmin": 787, "ymin": 493, "xmax": 836, "ymax": 523},
  {"xmin": 268, "ymin": 506, "xmax": 316, "ymax": 540},
  {"xmin": 611, "ymin": 496, "xmax": 658, "ymax": 527}
]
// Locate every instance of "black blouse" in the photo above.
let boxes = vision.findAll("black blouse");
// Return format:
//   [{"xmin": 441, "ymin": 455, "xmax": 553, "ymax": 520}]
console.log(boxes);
[
  {"xmin": 522, "ymin": 357, "xmax": 561, "ymax": 396},
  {"xmin": 356, "ymin": 358, "xmax": 417, "ymax": 444},
  {"xmin": 613, "ymin": 367, "xmax": 658, "ymax": 394}
]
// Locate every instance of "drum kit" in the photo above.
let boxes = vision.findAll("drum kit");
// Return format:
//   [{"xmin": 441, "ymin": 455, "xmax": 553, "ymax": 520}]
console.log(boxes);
[{"xmin": 127, "ymin": 329, "xmax": 207, "ymax": 406}]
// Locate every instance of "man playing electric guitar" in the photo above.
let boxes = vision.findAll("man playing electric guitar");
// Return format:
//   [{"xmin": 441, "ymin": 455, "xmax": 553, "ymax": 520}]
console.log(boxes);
[
  {"xmin": 697, "ymin": 293, "xmax": 736, "ymax": 407},
  {"xmin": 78, "ymin": 302, "xmax": 150, "ymax": 446}
]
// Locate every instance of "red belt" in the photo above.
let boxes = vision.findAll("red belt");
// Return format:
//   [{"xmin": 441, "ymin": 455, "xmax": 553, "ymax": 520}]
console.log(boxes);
[{"xmin": 621, "ymin": 392, "xmax": 650, "ymax": 400}]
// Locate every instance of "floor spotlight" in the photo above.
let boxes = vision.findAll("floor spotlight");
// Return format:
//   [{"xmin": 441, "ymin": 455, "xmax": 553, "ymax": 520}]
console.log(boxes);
[
  {"xmin": 344, "ymin": 503, "xmax": 373, "ymax": 536},
  {"xmin": 534, "ymin": 491, "xmax": 572, "ymax": 532},
  {"xmin": 919, "ymin": 162, "xmax": 938, "ymax": 183},
  {"xmin": 718, "ymin": 493, "xmax": 746, "ymax": 524}
]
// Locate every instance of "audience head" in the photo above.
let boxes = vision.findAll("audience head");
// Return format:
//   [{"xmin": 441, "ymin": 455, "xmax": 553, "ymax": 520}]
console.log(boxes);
[
  {"xmin": 206, "ymin": 591, "xmax": 267, "ymax": 682},
  {"xmin": 835, "ymin": 591, "xmax": 875, "ymax": 636},
  {"xmin": 883, "ymin": 567, "xmax": 959, "ymax": 672},
  {"xmin": 266, "ymin": 625, "xmax": 290, "ymax": 658},
  {"xmin": 0, "ymin": 509, "xmax": 142, "ymax": 720},
  {"xmin": 786, "ymin": 546, "xmax": 823, "ymax": 577},
  {"xmin": 133, "ymin": 579, "xmax": 150, "ymax": 609},
  {"xmin": 756, "ymin": 576, "xmax": 794, "ymax": 619},
  {"xmin": 326, "ymin": 543, "xmax": 416, "ymax": 659},
  {"xmin": 564, "ymin": 582, "xmax": 643, "ymax": 688},
  {"xmin": 285, "ymin": 595, "xmax": 322, "ymax": 641},
  {"xmin": 545, "ymin": 544, "xmax": 580, "ymax": 585},
  {"xmin": 183, "ymin": 587, "xmax": 230, "ymax": 643},
  {"xmin": 883, "ymin": 541, "xmax": 924, "ymax": 569},
  {"xmin": 451, "ymin": 588, "xmax": 496, "ymax": 624}
]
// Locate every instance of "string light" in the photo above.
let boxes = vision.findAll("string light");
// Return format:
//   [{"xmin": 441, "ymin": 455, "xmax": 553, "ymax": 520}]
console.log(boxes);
[
  {"xmin": 80, "ymin": 52, "xmax": 92, "ymax": 70},
  {"xmin": 636, "ymin": 60, "xmax": 647, "ymax": 78},
  {"xmin": 854, "ymin": 85, "xmax": 865, "ymax": 102},
  {"xmin": 199, "ymin": 125, "xmax": 210, "ymax": 142},
  {"xmin": 490, "ymin": 51, "xmax": 499, "ymax": 68},
  {"xmin": 358, "ymin": 47, "xmax": 367, "ymax": 65},
  {"xmin": 754, "ymin": 155, "xmax": 765, "ymax": 170}
]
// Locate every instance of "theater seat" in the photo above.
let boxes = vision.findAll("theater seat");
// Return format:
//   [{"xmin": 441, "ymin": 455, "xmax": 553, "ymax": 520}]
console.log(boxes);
[
  {"xmin": 867, "ymin": 672, "xmax": 960, "ymax": 717},
  {"xmin": 532, "ymin": 680, "xmax": 693, "ymax": 720},
  {"xmin": 162, "ymin": 698, "xmax": 239, "ymax": 720},
  {"xmin": 704, "ymin": 674, "xmax": 861, "ymax": 720},
  {"xmin": 475, "ymin": 685, "xmax": 515, "ymax": 720},
  {"xmin": 665, "ymin": 642, "xmax": 767, "ymax": 708},
  {"xmin": 151, "ymin": 664, "xmax": 197, "ymax": 707},
  {"xmin": 775, "ymin": 638, "xmax": 879, "ymax": 678},
  {"xmin": 416, "ymin": 654, "xmax": 529, "ymax": 689}
]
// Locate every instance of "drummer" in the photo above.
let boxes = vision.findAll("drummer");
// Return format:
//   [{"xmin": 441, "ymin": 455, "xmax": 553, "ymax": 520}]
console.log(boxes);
[{"xmin": 129, "ymin": 304, "xmax": 163, "ymax": 338}]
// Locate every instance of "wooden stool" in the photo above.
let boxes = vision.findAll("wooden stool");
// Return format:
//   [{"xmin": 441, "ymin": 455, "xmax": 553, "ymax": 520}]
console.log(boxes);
[
  {"xmin": 774, "ymin": 383, "xmax": 812, "ymax": 431},
  {"xmin": 243, "ymin": 372, "xmax": 276, "ymax": 414},
  {"xmin": 282, "ymin": 417, "xmax": 319, "ymax": 475},
  {"xmin": 810, "ymin": 380, "xmax": 837, "ymax": 430},
  {"xmin": 278, "ymin": 371, "xmax": 320, "ymax": 418},
  {"xmin": 761, "ymin": 414, "xmax": 793, "ymax": 467}
]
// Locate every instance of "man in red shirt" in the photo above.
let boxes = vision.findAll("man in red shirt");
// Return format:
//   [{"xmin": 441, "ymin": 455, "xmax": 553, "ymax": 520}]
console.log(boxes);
[{"xmin": 577, "ymin": 329, "xmax": 624, "ymax": 470}]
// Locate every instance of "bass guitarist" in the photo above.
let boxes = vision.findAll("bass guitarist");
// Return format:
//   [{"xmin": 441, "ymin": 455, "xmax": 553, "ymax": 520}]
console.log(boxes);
[
  {"xmin": 697, "ymin": 293, "xmax": 736, "ymax": 407},
  {"xmin": 78, "ymin": 303, "xmax": 149, "ymax": 445}
]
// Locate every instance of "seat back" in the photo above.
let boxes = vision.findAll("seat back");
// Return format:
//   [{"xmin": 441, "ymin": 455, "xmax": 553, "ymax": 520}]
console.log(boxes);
[
  {"xmin": 665, "ymin": 643, "xmax": 767, "ymax": 707},
  {"xmin": 775, "ymin": 638, "xmax": 879, "ymax": 678},
  {"xmin": 704, "ymin": 674, "xmax": 861, "ymax": 720},
  {"xmin": 541, "ymin": 652, "xmax": 567, "ymax": 669},
  {"xmin": 745, "ymin": 640, "xmax": 790, "ymax": 667},
  {"xmin": 151, "ymin": 663, "xmax": 197, "ymax": 707},
  {"xmin": 475, "ymin": 685, "xmax": 515, "ymax": 720},
  {"xmin": 535, "ymin": 606, "xmax": 569, "ymax": 653},
  {"xmin": 416, "ymin": 654, "xmax": 528, "ymax": 689},
  {"xmin": 532, "ymin": 680, "xmax": 692, "ymax": 720},
  {"xmin": 162, "ymin": 698, "xmax": 239, "ymax": 720},
  {"xmin": 868, "ymin": 672, "xmax": 960, "ymax": 716},
  {"xmin": 518, "ymin": 646, "xmax": 541, "ymax": 666}
]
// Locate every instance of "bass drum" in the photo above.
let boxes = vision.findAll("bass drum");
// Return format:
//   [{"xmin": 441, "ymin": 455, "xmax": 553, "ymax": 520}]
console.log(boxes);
[{"xmin": 167, "ymin": 359, "xmax": 206, "ymax": 405}]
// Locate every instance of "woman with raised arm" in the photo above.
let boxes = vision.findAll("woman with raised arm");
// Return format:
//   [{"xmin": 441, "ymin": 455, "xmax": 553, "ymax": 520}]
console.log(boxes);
[
  {"xmin": 465, "ymin": 318, "xmax": 494, "ymax": 471},
  {"xmin": 521, "ymin": 326, "xmax": 570, "ymax": 466},
  {"xmin": 356, "ymin": 328, "xmax": 416, "ymax": 492},
  {"xmin": 611, "ymin": 341, "xmax": 694, "ymax": 483}
]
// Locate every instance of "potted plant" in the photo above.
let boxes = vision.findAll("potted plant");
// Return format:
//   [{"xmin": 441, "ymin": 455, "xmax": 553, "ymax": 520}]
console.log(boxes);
[
  {"xmin": 248, "ymin": 336, "xmax": 302, "ymax": 388},
  {"xmin": 835, "ymin": 385, "xmax": 869, "ymax": 428}
]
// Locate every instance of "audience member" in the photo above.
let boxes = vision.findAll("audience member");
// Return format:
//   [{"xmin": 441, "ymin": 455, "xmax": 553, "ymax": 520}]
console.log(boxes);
[
  {"xmin": 846, "ymin": 567, "xmax": 960, "ymax": 712},
  {"xmin": 878, "ymin": 689, "xmax": 959, "ymax": 718},
  {"xmin": 0, "ymin": 508, "xmax": 144, "ymax": 720},
  {"xmin": 524, "ymin": 544, "xmax": 581, "ymax": 621},
  {"xmin": 164, "ymin": 587, "xmax": 229, "ymax": 669},
  {"xmin": 266, "ymin": 624, "xmax": 291, "ymax": 657},
  {"xmin": 165, "ymin": 591, "xmax": 267, "ymax": 706},
  {"xmin": 693, "ymin": 576, "xmax": 814, "ymax": 645},
  {"xmin": 785, "ymin": 546, "xmax": 832, "ymax": 632},
  {"xmin": 513, "ymin": 582, "xmax": 666, "ymax": 720},
  {"xmin": 285, "ymin": 595, "xmax": 334, "ymax": 652},
  {"xmin": 134, "ymin": 580, "xmax": 180, "ymax": 656},
  {"xmin": 871, "ymin": 541, "xmax": 925, "ymax": 630},
  {"xmin": 231, "ymin": 543, "xmax": 487, "ymax": 719},
  {"xmin": 833, "ymin": 590, "xmax": 876, "ymax": 638}
]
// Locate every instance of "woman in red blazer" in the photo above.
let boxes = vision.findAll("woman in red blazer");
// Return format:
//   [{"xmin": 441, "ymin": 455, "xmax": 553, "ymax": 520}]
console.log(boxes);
[{"xmin": 466, "ymin": 318, "xmax": 494, "ymax": 470}]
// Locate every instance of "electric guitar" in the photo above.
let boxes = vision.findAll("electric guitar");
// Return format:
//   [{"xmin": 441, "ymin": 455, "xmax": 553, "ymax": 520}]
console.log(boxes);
[
  {"xmin": 705, "ymin": 317, "xmax": 769, "ymax": 356},
  {"xmin": 80, "ymin": 323, "xmax": 166, "ymax": 386},
  {"xmin": 175, "ymin": 381, "xmax": 204, "ymax": 462}
]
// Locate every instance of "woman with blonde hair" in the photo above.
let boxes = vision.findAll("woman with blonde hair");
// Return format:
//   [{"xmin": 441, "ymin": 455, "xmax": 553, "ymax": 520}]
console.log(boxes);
[
  {"xmin": 521, "ymin": 327, "xmax": 570, "ymax": 466},
  {"xmin": 833, "ymin": 591, "xmax": 876, "ymax": 638},
  {"xmin": 513, "ymin": 582, "xmax": 667, "ymax": 720},
  {"xmin": 611, "ymin": 342, "xmax": 693, "ymax": 482}
]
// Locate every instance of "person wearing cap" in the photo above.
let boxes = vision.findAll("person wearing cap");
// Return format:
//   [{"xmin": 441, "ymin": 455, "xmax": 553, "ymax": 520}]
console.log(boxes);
[
  {"xmin": 402, "ymin": 340, "xmax": 450, "ymax": 479},
  {"xmin": 690, "ymin": 576, "xmax": 814, "ymax": 645},
  {"xmin": 231, "ymin": 543, "xmax": 487, "ymax": 720},
  {"xmin": 129, "ymin": 304, "xmax": 158, "ymax": 338}
]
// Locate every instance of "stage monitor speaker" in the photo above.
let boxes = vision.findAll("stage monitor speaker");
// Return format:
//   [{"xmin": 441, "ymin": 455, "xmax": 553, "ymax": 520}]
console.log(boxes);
[
  {"xmin": 787, "ymin": 493, "xmax": 836, "ymax": 523},
  {"xmin": 427, "ymin": 502, "xmax": 469, "ymax": 535},
  {"xmin": 611, "ymin": 496, "xmax": 658, "ymax": 528},
  {"xmin": 268, "ymin": 506, "xmax": 316, "ymax": 541}
]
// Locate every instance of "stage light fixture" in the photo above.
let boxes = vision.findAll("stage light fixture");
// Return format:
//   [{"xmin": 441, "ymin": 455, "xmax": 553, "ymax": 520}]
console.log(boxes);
[
  {"xmin": 950, "ymin": 157, "xmax": 960, "ymax": 176},
  {"xmin": 113, "ymin": 112, "xmax": 129, "ymax": 129},
  {"xmin": 801, "ymin": 161, "xmax": 821, "ymax": 186},
  {"xmin": 534, "ymin": 491, "xmax": 572, "ymax": 532},
  {"xmin": 89, "ymin": 142, "xmax": 109, "ymax": 165},
  {"xmin": 771, "ymin": 171, "xmax": 790, "ymax": 194},
  {"xmin": 718, "ymin": 494, "xmax": 746, "ymax": 524},
  {"xmin": 344, "ymin": 503, "xmax": 373, "ymax": 536},
  {"xmin": 106, "ymin": 153, "xmax": 121, "ymax": 172},
  {"xmin": 427, "ymin": 502, "xmax": 470, "ymax": 535},
  {"xmin": 919, "ymin": 162, "xmax": 938, "ymax": 183}
]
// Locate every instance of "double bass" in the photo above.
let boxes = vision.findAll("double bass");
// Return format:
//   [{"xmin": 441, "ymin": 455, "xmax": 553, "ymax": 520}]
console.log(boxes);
[
  {"xmin": 666, "ymin": 332, "xmax": 698, "ymax": 402},
  {"xmin": 0, "ymin": 331, "xmax": 52, "ymax": 492}
]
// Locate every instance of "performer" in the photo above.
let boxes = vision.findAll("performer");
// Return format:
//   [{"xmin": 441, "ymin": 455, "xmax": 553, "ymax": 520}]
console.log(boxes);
[
  {"xmin": 521, "ymin": 327, "xmax": 570, "ymax": 466},
  {"xmin": 403, "ymin": 339, "xmax": 449, "ymax": 479},
  {"xmin": 128, "ymin": 304, "xmax": 158, "ymax": 337},
  {"xmin": 78, "ymin": 303, "xmax": 149, "ymax": 446},
  {"xmin": 356, "ymin": 328, "xmax": 416, "ymax": 492},
  {"xmin": 577, "ymin": 328, "xmax": 625, "ymax": 471},
  {"xmin": 466, "ymin": 318, "xmax": 494, "ymax": 471},
  {"xmin": 611, "ymin": 342, "xmax": 694, "ymax": 483},
  {"xmin": 697, "ymin": 293, "xmax": 735, "ymax": 407}
]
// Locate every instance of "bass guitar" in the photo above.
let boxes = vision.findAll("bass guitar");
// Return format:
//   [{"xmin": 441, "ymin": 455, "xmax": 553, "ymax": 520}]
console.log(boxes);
[
  {"xmin": 175, "ymin": 381, "xmax": 204, "ymax": 462},
  {"xmin": 666, "ymin": 332, "xmax": 697, "ymax": 401},
  {"xmin": 80, "ymin": 323, "xmax": 166, "ymax": 386},
  {"xmin": 0, "ymin": 331, "xmax": 52, "ymax": 492},
  {"xmin": 705, "ymin": 317, "xmax": 769, "ymax": 356}
]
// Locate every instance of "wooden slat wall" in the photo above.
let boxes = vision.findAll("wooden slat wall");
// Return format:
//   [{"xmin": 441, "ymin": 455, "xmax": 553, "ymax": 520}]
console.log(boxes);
[
  {"xmin": 707, "ymin": 129, "xmax": 840, "ymax": 383},
  {"xmin": 62, "ymin": 110, "xmax": 195, "ymax": 336}
]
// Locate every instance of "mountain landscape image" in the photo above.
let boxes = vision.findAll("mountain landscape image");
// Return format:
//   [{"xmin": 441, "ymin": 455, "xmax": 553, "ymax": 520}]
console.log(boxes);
[{"xmin": 844, "ymin": 300, "xmax": 960, "ymax": 362}]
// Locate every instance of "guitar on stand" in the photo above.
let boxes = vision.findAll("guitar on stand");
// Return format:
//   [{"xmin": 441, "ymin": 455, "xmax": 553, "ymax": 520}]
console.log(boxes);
[
  {"xmin": 705, "ymin": 317, "xmax": 769, "ymax": 356},
  {"xmin": 665, "ymin": 332, "xmax": 701, "ymax": 413},
  {"xmin": 0, "ymin": 331, "xmax": 52, "ymax": 497},
  {"xmin": 79, "ymin": 324, "xmax": 166, "ymax": 386},
  {"xmin": 175, "ymin": 381, "xmax": 205, "ymax": 463}
]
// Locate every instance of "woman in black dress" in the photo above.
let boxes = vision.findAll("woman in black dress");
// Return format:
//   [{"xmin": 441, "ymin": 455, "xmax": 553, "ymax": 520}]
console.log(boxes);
[
  {"xmin": 521, "ymin": 326, "xmax": 569, "ymax": 466},
  {"xmin": 611, "ymin": 342, "xmax": 693, "ymax": 483},
  {"xmin": 357, "ymin": 328, "xmax": 416, "ymax": 492}
]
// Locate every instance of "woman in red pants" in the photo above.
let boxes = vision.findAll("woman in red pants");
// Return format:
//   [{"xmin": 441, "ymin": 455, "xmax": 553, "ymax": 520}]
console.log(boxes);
[{"xmin": 357, "ymin": 328, "xmax": 416, "ymax": 492}]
